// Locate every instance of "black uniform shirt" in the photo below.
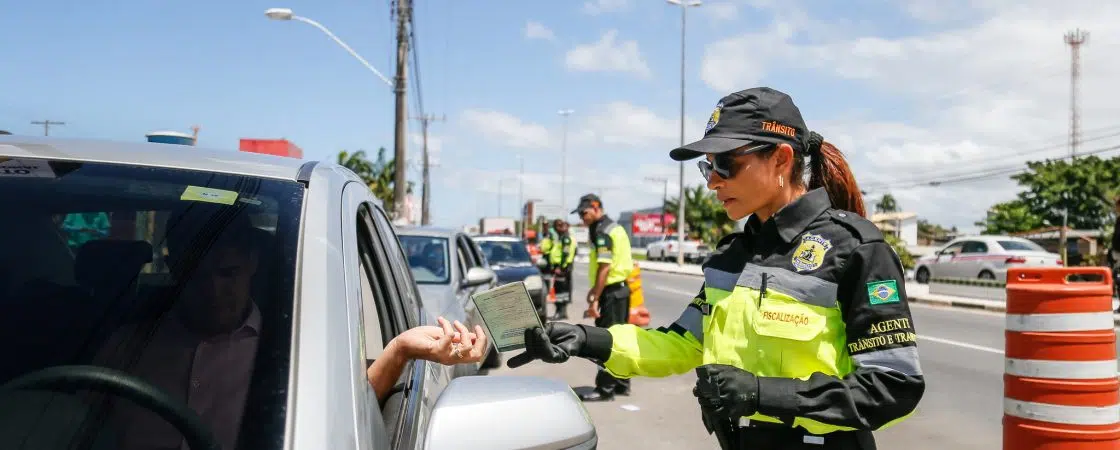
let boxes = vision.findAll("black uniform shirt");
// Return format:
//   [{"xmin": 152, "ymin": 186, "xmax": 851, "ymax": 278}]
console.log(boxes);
[{"xmin": 697, "ymin": 187, "xmax": 925, "ymax": 431}]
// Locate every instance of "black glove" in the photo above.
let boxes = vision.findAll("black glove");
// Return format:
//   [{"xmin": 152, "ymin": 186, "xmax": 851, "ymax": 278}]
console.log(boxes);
[
  {"xmin": 506, "ymin": 322, "xmax": 612, "ymax": 368},
  {"xmin": 693, "ymin": 364, "xmax": 760, "ymax": 421}
]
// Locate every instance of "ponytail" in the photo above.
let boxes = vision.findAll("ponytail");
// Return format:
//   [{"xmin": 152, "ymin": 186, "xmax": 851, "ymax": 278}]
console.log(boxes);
[{"xmin": 805, "ymin": 132, "xmax": 866, "ymax": 217}]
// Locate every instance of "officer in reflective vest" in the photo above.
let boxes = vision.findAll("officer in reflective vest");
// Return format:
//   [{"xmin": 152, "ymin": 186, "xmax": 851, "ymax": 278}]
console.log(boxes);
[
  {"xmin": 508, "ymin": 87, "xmax": 924, "ymax": 449},
  {"xmin": 547, "ymin": 219, "xmax": 578, "ymax": 320},
  {"xmin": 570, "ymin": 193, "xmax": 634, "ymax": 401}
]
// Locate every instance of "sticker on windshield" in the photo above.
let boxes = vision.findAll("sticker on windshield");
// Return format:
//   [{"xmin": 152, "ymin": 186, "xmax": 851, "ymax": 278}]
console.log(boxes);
[
  {"xmin": 181, "ymin": 185, "xmax": 238, "ymax": 205},
  {"xmin": 0, "ymin": 157, "xmax": 57, "ymax": 178}
]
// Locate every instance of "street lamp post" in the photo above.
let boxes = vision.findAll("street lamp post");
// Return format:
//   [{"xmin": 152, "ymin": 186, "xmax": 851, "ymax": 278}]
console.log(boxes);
[
  {"xmin": 667, "ymin": 0, "xmax": 701, "ymax": 265},
  {"xmin": 264, "ymin": 8, "xmax": 394, "ymax": 88},
  {"xmin": 557, "ymin": 109, "xmax": 574, "ymax": 210}
]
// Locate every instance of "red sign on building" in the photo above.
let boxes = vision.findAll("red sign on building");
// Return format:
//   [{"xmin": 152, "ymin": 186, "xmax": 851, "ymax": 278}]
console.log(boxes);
[
  {"xmin": 631, "ymin": 212, "xmax": 676, "ymax": 237},
  {"xmin": 239, "ymin": 138, "xmax": 304, "ymax": 159}
]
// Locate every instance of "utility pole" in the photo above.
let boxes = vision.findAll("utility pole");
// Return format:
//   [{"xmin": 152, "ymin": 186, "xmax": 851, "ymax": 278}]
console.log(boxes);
[
  {"xmin": 1061, "ymin": 28, "xmax": 1088, "ymax": 265},
  {"xmin": 557, "ymin": 109, "xmax": 574, "ymax": 210},
  {"xmin": 31, "ymin": 120, "xmax": 65, "ymax": 136},
  {"xmin": 391, "ymin": 0, "xmax": 411, "ymax": 220},
  {"xmin": 668, "ymin": 0, "xmax": 701, "ymax": 265},
  {"xmin": 413, "ymin": 113, "xmax": 444, "ymax": 225}
]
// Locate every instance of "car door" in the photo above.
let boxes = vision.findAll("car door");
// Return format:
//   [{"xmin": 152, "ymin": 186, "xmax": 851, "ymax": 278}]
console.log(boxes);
[
  {"xmin": 958, "ymin": 240, "xmax": 990, "ymax": 278},
  {"xmin": 341, "ymin": 184, "xmax": 436, "ymax": 450},
  {"xmin": 341, "ymin": 183, "xmax": 401, "ymax": 450},
  {"xmin": 932, "ymin": 241, "xmax": 965, "ymax": 278},
  {"xmin": 362, "ymin": 206, "xmax": 451, "ymax": 449}
]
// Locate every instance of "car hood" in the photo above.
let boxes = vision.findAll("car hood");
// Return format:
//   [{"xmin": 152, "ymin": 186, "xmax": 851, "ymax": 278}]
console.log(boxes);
[
  {"xmin": 489, "ymin": 265, "xmax": 541, "ymax": 282},
  {"xmin": 416, "ymin": 283, "xmax": 469, "ymax": 324}
]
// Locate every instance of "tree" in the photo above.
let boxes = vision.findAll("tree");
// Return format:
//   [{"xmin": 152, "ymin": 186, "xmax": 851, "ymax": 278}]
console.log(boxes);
[
  {"xmin": 976, "ymin": 156, "xmax": 1120, "ymax": 234},
  {"xmin": 337, "ymin": 148, "xmax": 413, "ymax": 215},
  {"xmin": 917, "ymin": 219, "xmax": 954, "ymax": 243},
  {"xmin": 664, "ymin": 185, "xmax": 737, "ymax": 246},
  {"xmin": 875, "ymin": 194, "xmax": 899, "ymax": 214},
  {"xmin": 975, "ymin": 200, "xmax": 1044, "ymax": 235},
  {"xmin": 884, "ymin": 232, "xmax": 915, "ymax": 269}
]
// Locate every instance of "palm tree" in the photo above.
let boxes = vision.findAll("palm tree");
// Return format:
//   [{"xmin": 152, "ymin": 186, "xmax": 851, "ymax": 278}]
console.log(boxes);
[
  {"xmin": 875, "ymin": 194, "xmax": 899, "ymax": 214},
  {"xmin": 664, "ymin": 185, "xmax": 737, "ymax": 246},
  {"xmin": 337, "ymin": 147, "xmax": 412, "ymax": 214}
]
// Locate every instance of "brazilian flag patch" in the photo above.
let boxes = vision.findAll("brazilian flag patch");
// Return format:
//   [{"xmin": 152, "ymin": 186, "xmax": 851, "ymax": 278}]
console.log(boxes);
[{"xmin": 867, "ymin": 280, "xmax": 900, "ymax": 305}]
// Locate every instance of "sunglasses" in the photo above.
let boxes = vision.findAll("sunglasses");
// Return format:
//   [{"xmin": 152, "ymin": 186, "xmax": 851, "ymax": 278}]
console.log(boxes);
[{"xmin": 697, "ymin": 143, "xmax": 772, "ymax": 181}]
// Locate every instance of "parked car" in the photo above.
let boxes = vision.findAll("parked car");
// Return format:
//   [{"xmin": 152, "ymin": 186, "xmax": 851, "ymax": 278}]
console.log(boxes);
[
  {"xmin": 645, "ymin": 235, "xmax": 710, "ymax": 263},
  {"xmin": 0, "ymin": 136, "xmax": 597, "ymax": 450},
  {"xmin": 912, "ymin": 235, "xmax": 1063, "ymax": 284},
  {"xmin": 396, "ymin": 227, "xmax": 503, "ymax": 370},
  {"xmin": 471, "ymin": 234, "xmax": 547, "ymax": 324}
]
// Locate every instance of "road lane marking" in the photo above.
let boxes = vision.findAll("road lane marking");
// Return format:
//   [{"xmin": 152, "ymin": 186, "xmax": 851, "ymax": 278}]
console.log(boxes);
[
  {"xmin": 918, "ymin": 335, "xmax": 1004, "ymax": 354},
  {"xmin": 647, "ymin": 285, "xmax": 700, "ymax": 297}
]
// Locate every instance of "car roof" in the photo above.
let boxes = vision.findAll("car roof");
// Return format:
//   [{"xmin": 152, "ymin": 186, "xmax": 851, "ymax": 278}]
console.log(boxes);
[
  {"xmin": 0, "ymin": 136, "xmax": 308, "ymax": 181},
  {"xmin": 397, "ymin": 226, "xmax": 462, "ymax": 238}
]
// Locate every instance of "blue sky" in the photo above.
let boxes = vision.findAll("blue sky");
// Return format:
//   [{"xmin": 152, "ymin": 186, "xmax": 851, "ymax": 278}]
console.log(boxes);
[{"xmin": 5, "ymin": 0, "xmax": 1120, "ymax": 231}]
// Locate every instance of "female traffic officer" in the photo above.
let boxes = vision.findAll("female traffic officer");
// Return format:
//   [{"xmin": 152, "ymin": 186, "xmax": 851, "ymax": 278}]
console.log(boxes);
[{"xmin": 507, "ymin": 87, "xmax": 924, "ymax": 450}]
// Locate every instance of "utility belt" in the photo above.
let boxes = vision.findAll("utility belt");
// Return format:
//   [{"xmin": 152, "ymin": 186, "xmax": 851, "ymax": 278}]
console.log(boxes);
[{"xmin": 708, "ymin": 416, "xmax": 875, "ymax": 450}]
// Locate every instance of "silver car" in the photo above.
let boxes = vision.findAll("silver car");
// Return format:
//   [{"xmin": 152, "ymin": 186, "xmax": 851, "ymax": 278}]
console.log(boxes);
[
  {"xmin": 0, "ymin": 136, "xmax": 597, "ymax": 450},
  {"xmin": 913, "ymin": 235, "xmax": 1063, "ymax": 283},
  {"xmin": 397, "ymin": 226, "xmax": 502, "ymax": 371}
]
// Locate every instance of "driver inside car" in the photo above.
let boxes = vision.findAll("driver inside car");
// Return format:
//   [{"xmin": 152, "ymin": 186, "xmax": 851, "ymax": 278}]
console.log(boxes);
[{"xmin": 92, "ymin": 205, "xmax": 264, "ymax": 450}]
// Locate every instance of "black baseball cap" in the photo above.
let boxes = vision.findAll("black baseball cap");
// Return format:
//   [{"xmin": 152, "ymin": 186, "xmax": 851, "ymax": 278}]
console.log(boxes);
[
  {"xmin": 571, "ymin": 193, "xmax": 602, "ymax": 214},
  {"xmin": 669, "ymin": 87, "xmax": 809, "ymax": 161}
]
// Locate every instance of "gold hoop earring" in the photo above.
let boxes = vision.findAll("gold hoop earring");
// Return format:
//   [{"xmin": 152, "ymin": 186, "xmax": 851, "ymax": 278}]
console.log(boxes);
[{"xmin": 779, "ymin": 175, "xmax": 784, "ymax": 188}]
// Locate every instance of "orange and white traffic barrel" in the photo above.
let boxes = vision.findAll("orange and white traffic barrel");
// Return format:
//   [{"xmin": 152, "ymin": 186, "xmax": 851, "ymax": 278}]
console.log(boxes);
[{"xmin": 1004, "ymin": 267, "xmax": 1120, "ymax": 450}]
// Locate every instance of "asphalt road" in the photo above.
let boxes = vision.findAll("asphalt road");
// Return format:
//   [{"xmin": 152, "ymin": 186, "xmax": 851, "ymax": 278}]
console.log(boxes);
[{"xmin": 489, "ymin": 264, "xmax": 1117, "ymax": 449}]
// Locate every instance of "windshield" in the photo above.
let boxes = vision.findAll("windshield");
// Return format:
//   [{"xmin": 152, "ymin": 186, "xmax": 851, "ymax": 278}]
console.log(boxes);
[
  {"xmin": 998, "ymin": 240, "xmax": 1045, "ymax": 252},
  {"xmin": 0, "ymin": 157, "xmax": 303, "ymax": 450},
  {"xmin": 400, "ymin": 235, "xmax": 451, "ymax": 284},
  {"xmin": 477, "ymin": 239, "xmax": 533, "ymax": 266}
]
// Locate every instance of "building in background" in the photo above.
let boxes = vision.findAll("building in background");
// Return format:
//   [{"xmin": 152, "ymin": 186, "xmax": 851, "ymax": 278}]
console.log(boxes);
[
  {"xmin": 618, "ymin": 206, "xmax": 677, "ymax": 248},
  {"xmin": 146, "ymin": 131, "xmax": 196, "ymax": 146},
  {"xmin": 239, "ymin": 138, "xmax": 303, "ymax": 159},
  {"xmin": 870, "ymin": 212, "xmax": 919, "ymax": 247}
]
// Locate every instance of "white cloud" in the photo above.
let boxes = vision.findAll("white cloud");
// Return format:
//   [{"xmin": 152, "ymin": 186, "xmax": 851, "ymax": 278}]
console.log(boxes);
[
  {"xmin": 565, "ymin": 30, "xmax": 652, "ymax": 78},
  {"xmin": 524, "ymin": 21, "xmax": 556, "ymax": 42},
  {"xmin": 696, "ymin": 2, "xmax": 1120, "ymax": 230},
  {"xmin": 582, "ymin": 0, "xmax": 629, "ymax": 15},
  {"xmin": 701, "ymin": 2, "xmax": 740, "ymax": 21},
  {"xmin": 458, "ymin": 110, "xmax": 553, "ymax": 150}
]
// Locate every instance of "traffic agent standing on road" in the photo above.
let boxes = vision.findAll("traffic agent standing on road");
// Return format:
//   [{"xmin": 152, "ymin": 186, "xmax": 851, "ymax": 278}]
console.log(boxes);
[
  {"xmin": 569, "ymin": 193, "xmax": 634, "ymax": 401},
  {"xmin": 508, "ymin": 87, "xmax": 924, "ymax": 449},
  {"xmin": 547, "ymin": 219, "xmax": 579, "ymax": 321}
]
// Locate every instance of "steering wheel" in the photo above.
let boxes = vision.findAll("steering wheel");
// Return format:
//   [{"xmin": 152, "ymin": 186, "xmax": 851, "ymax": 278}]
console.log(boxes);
[{"xmin": 2, "ymin": 365, "xmax": 222, "ymax": 450}]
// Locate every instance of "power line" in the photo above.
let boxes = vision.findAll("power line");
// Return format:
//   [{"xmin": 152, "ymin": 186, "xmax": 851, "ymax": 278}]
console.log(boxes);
[
  {"xmin": 864, "ymin": 142, "xmax": 1120, "ymax": 191},
  {"xmin": 860, "ymin": 124, "xmax": 1120, "ymax": 191},
  {"xmin": 408, "ymin": 6, "xmax": 425, "ymax": 119}
]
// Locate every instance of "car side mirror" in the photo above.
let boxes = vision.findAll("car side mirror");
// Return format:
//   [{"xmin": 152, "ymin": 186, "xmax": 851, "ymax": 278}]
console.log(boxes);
[
  {"xmin": 424, "ymin": 376, "xmax": 597, "ymax": 450},
  {"xmin": 462, "ymin": 267, "xmax": 495, "ymax": 288}
]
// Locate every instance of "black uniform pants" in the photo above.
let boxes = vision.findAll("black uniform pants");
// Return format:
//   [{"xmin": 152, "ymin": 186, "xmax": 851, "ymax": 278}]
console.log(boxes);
[
  {"xmin": 553, "ymin": 266, "xmax": 572, "ymax": 305},
  {"xmin": 711, "ymin": 419, "xmax": 875, "ymax": 450},
  {"xmin": 593, "ymin": 282, "xmax": 631, "ymax": 392}
]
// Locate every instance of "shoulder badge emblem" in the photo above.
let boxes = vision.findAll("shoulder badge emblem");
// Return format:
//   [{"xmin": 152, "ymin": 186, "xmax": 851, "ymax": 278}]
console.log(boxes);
[
  {"xmin": 705, "ymin": 101, "xmax": 723, "ymax": 134},
  {"xmin": 867, "ymin": 280, "xmax": 900, "ymax": 305},
  {"xmin": 791, "ymin": 232, "xmax": 832, "ymax": 272}
]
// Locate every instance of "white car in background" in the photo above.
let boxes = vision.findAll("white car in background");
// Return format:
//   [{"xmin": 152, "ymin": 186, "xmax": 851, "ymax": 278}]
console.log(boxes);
[
  {"xmin": 913, "ymin": 235, "xmax": 1063, "ymax": 284},
  {"xmin": 645, "ymin": 235, "xmax": 710, "ymax": 263}
]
